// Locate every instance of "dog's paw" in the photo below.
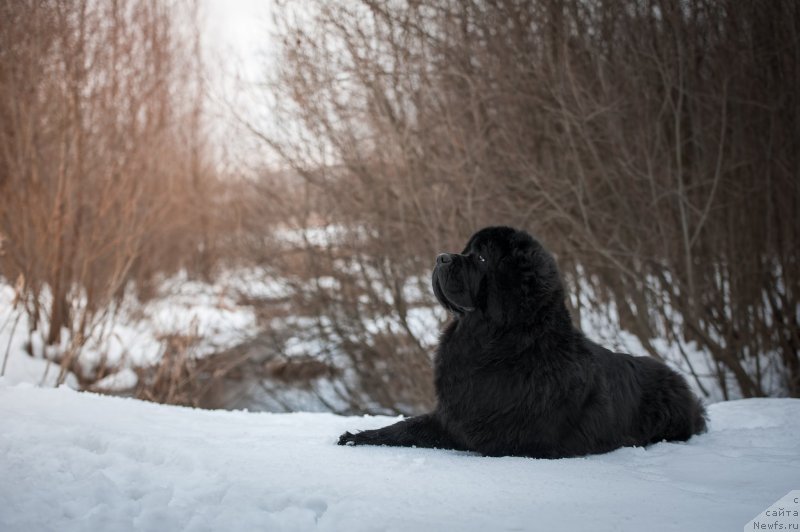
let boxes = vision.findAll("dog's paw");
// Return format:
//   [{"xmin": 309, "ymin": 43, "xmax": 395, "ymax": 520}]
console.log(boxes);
[{"xmin": 338, "ymin": 431, "xmax": 358, "ymax": 446}]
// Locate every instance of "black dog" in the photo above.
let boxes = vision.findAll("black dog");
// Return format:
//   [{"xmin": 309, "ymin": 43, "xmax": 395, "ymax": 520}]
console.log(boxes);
[{"xmin": 338, "ymin": 226, "xmax": 707, "ymax": 458}]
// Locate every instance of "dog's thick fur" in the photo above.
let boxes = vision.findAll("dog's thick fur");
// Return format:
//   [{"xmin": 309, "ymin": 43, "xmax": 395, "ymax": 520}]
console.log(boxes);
[{"xmin": 338, "ymin": 226, "xmax": 707, "ymax": 457}]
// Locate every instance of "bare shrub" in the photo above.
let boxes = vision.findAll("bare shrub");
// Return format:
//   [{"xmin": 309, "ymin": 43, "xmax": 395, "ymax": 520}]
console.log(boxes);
[
  {"xmin": 131, "ymin": 329, "xmax": 249, "ymax": 408},
  {"xmin": 0, "ymin": 0, "xmax": 224, "ymax": 383},
  {"xmin": 249, "ymin": 0, "xmax": 799, "ymax": 409}
]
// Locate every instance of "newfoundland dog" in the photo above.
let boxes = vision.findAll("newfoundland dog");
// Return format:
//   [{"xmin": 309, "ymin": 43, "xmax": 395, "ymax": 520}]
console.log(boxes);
[{"xmin": 338, "ymin": 226, "xmax": 706, "ymax": 458}]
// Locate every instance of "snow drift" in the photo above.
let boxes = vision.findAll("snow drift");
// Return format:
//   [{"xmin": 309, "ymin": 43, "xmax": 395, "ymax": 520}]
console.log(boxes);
[{"xmin": 0, "ymin": 381, "xmax": 797, "ymax": 531}]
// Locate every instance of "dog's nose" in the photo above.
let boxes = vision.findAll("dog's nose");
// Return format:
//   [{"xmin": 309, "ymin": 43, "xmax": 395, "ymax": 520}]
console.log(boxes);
[{"xmin": 436, "ymin": 253, "xmax": 452, "ymax": 265}]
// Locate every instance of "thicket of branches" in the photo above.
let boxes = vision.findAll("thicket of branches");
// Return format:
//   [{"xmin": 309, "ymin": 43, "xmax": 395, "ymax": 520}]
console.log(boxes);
[
  {"xmin": 0, "ymin": 0, "xmax": 223, "ymax": 385},
  {"xmin": 1, "ymin": 0, "xmax": 796, "ymax": 412},
  {"xmin": 254, "ymin": 0, "xmax": 799, "ymax": 409}
]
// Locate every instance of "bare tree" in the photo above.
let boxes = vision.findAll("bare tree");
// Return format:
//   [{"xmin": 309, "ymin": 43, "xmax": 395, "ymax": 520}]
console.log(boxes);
[{"xmin": 0, "ymin": 0, "xmax": 223, "ymax": 385}]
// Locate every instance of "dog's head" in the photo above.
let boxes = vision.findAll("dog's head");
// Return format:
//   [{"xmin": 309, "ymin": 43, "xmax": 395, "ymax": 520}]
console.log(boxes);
[{"xmin": 432, "ymin": 226, "xmax": 562, "ymax": 322}]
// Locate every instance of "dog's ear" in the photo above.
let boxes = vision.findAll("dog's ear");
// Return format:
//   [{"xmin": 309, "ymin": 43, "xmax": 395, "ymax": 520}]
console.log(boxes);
[
  {"xmin": 482, "ymin": 276, "xmax": 506, "ymax": 323},
  {"xmin": 511, "ymin": 238, "xmax": 561, "ymax": 300}
]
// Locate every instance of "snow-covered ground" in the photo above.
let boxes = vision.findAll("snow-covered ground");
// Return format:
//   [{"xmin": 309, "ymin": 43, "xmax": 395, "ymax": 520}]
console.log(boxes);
[
  {"xmin": 0, "ymin": 269, "xmax": 269, "ymax": 392},
  {"xmin": 0, "ymin": 258, "xmax": 785, "ymax": 411},
  {"xmin": 1, "ymin": 381, "xmax": 797, "ymax": 531},
  {"xmin": 0, "ymin": 349, "xmax": 79, "ymax": 389}
]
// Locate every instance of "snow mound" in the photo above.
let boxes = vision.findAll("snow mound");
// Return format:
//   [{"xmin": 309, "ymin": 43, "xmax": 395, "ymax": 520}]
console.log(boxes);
[
  {"xmin": 0, "ymin": 382, "xmax": 797, "ymax": 531},
  {"xmin": 0, "ymin": 352, "xmax": 78, "ymax": 389}
]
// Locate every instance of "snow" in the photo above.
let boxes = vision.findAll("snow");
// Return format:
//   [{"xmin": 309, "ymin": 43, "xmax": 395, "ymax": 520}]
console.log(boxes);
[
  {"xmin": 0, "ymin": 269, "xmax": 262, "ymax": 392},
  {"xmin": 0, "ymin": 351, "xmax": 79, "ymax": 389},
  {"xmin": 93, "ymin": 368, "xmax": 138, "ymax": 392},
  {"xmin": 2, "ymin": 256, "xmax": 784, "ymax": 409},
  {"xmin": 1, "ymin": 382, "xmax": 798, "ymax": 531},
  {"xmin": 91, "ymin": 269, "xmax": 261, "ymax": 369}
]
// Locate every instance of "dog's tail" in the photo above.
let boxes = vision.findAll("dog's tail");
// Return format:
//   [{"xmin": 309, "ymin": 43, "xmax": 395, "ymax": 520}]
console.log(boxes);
[{"xmin": 691, "ymin": 397, "xmax": 708, "ymax": 435}]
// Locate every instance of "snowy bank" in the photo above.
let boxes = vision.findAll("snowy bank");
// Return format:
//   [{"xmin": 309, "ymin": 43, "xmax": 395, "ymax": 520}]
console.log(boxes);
[
  {"xmin": 0, "ymin": 270, "xmax": 262, "ymax": 392},
  {"xmin": 0, "ymin": 382, "xmax": 798, "ymax": 531}
]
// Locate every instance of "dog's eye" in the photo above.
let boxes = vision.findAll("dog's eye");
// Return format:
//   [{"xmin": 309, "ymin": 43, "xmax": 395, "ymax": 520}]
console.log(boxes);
[{"xmin": 478, "ymin": 255, "xmax": 486, "ymax": 262}]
